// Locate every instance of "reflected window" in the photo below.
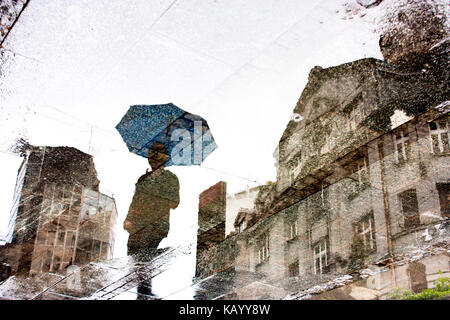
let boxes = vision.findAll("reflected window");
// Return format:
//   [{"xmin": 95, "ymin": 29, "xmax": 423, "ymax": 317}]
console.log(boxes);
[
  {"xmin": 57, "ymin": 230, "xmax": 65, "ymax": 245},
  {"xmin": 101, "ymin": 242, "xmax": 109, "ymax": 259},
  {"xmin": 64, "ymin": 231, "xmax": 74, "ymax": 247},
  {"xmin": 46, "ymin": 230, "xmax": 56, "ymax": 246},
  {"xmin": 52, "ymin": 255, "xmax": 61, "ymax": 272},
  {"xmin": 407, "ymin": 261, "xmax": 428, "ymax": 293},
  {"xmin": 351, "ymin": 156, "xmax": 369, "ymax": 193},
  {"xmin": 357, "ymin": 158, "xmax": 368, "ymax": 185},
  {"xmin": 313, "ymin": 238, "xmax": 328, "ymax": 275},
  {"xmin": 436, "ymin": 183, "xmax": 450, "ymax": 217},
  {"xmin": 257, "ymin": 233, "xmax": 270, "ymax": 264},
  {"xmin": 288, "ymin": 221, "xmax": 298, "ymax": 240},
  {"xmin": 288, "ymin": 260, "xmax": 299, "ymax": 277},
  {"xmin": 238, "ymin": 220, "xmax": 247, "ymax": 233},
  {"xmin": 399, "ymin": 189, "xmax": 420, "ymax": 229},
  {"xmin": 355, "ymin": 213, "xmax": 376, "ymax": 252},
  {"xmin": 393, "ymin": 129, "xmax": 409, "ymax": 163},
  {"xmin": 42, "ymin": 251, "xmax": 52, "ymax": 272},
  {"xmin": 429, "ymin": 118, "xmax": 449, "ymax": 154},
  {"xmin": 93, "ymin": 240, "xmax": 103, "ymax": 261}
]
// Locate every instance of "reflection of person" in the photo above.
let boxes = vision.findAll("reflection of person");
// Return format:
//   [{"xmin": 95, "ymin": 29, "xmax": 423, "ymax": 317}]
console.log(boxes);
[{"xmin": 123, "ymin": 142, "xmax": 179, "ymax": 299}]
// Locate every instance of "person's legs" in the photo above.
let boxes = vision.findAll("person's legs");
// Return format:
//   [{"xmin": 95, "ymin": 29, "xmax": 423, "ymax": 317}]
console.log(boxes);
[
  {"xmin": 129, "ymin": 216, "xmax": 170, "ymax": 299},
  {"xmin": 137, "ymin": 279, "xmax": 156, "ymax": 300},
  {"xmin": 138, "ymin": 215, "xmax": 170, "ymax": 255}
]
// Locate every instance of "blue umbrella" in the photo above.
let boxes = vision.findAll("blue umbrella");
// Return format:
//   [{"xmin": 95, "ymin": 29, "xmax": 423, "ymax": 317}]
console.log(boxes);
[{"xmin": 116, "ymin": 103, "xmax": 217, "ymax": 167}]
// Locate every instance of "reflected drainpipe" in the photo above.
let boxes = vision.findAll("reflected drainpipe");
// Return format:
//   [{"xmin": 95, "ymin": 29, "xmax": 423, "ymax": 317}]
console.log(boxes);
[{"xmin": 377, "ymin": 138, "xmax": 397, "ymax": 289}]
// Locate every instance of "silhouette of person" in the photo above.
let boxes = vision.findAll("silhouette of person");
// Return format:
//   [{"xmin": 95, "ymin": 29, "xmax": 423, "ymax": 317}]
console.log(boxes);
[{"xmin": 123, "ymin": 142, "xmax": 180, "ymax": 299}]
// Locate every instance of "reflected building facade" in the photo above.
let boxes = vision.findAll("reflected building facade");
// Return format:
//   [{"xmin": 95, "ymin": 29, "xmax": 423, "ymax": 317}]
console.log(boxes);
[
  {"xmin": 226, "ymin": 186, "xmax": 261, "ymax": 237},
  {"xmin": 193, "ymin": 16, "xmax": 450, "ymax": 299},
  {"xmin": 196, "ymin": 181, "xmax": 227, "ymax": 279},
  {"xmin": 0, "ymin": 146, "xmax": 117, "ymax": 277}
]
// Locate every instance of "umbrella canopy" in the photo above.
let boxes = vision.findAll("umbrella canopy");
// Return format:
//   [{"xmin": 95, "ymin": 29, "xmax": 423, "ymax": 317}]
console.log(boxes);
[{"xmin": 116, "ymin": 103, "xmax": 217, "ymax": 167}]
